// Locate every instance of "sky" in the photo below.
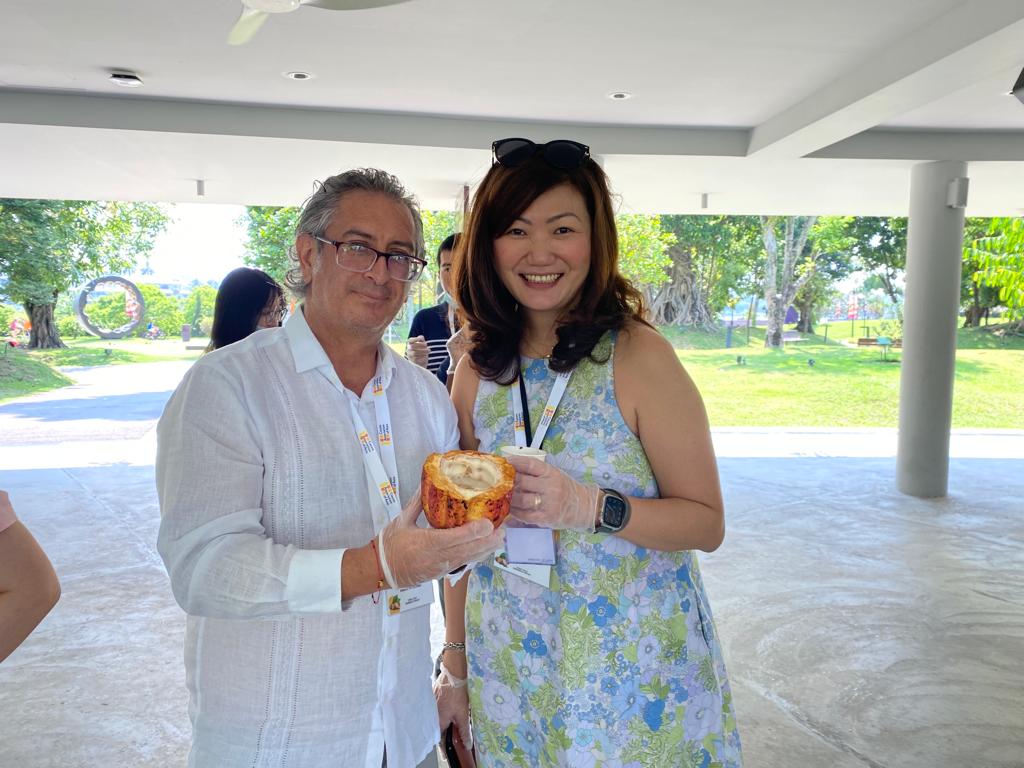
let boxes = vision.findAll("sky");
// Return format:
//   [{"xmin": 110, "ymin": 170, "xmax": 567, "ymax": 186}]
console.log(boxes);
[{"xmin": 131, "ymin": 203, "xmax": 250, "ymax": 286}]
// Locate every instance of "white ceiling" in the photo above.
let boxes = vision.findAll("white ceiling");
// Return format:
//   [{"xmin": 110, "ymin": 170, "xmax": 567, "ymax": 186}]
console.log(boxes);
[{"xmin": 1, "ymin": 0, "xmax": 1023, "ymax": 214}]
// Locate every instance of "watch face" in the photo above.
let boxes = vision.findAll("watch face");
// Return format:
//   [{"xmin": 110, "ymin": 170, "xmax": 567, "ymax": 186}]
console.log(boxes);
[{"xmin": 603, "ymin": 495, "xmax": 627, "ymax": 528}]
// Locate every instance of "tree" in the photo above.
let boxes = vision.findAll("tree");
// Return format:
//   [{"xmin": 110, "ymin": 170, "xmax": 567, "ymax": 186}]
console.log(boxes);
[
  {"xmin": 846, "ymin": 217, "xmax": 907, "ymax": 309},
  {"xmin": 968, "ymin": 216, "xmax": 1024, "ymax": 330},
  {"xmin": 758, "ymin": 216, "xmax": 852, "ymax": 347},
  {"xmin": 615, "ymin": 214, "xmax": 675, "ymax": 300},
  {"xmin": 0, "ymin": 199, "xmax": 168, "ymax": 348},
  {"xmin": 183, "ymin": 284, "xmax": 219, "ymax": 335},
  {"xmin": 648, "ymin": 215, "xmax": 761, "ymax": 328},
  {"xmin": 792, "ymin": 245, "xmax": 854, "ymax": 333},
  {"xmin": 417, "ymin": 209, "xmax": 461, "ymax": 307},
  {"xmin": 136, "ymin": 284, "xmax": 184, "ymax": 337},
  {"xmin": 960, "ymin": 217, "xmax": 1001, "ymax": 328},
  {"xmin": 240, "ymin": 206, "xmax": 300, "ymax": 286}
]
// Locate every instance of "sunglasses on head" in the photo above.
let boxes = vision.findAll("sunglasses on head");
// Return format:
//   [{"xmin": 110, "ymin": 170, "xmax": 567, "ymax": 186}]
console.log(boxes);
[{"xmin": 492, "ymin": 138, "xmax": 591, "ymax": 170}]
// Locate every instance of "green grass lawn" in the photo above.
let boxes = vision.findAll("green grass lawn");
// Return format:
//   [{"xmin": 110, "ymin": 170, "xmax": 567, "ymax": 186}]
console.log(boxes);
[
  {"xmin": 0, "ymin": 338, "xmax": 205, "ymax": 403},
  {"xmin": 30, "ymin": 337, "xmax": 206, "ymax": 368},
  {"xmin": 3, "ymin": 327, "xmax": 1022, "ymax": 427},
  {"xmin": 0, "ymin": 347, "xmax": 73, "ymax": 402},
  {"xmin": 677, "ymin": 323, "xmax": 1023, "ymax": 428}
]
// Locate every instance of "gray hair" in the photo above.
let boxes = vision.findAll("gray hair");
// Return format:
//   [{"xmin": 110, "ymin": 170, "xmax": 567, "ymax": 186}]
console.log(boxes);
[{"xmin": 285, "ymin": 168, "xmax": 425, "ymax": 298}]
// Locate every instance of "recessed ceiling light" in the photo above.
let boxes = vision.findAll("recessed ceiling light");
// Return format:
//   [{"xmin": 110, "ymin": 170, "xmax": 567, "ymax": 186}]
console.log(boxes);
[
  {"xmin": 284, "ymin": 71, "xmax": 314, "ymax": 81},
  {"xmin": 109, "ymin": 71, "xmax": 143, "ymax": 88},
  {"xmin": 607, "ymin": 91, "xmax": 632, "ymax": 100}
]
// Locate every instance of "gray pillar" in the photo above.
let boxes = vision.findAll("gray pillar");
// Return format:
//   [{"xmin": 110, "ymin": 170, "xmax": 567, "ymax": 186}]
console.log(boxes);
[{"xmin": 896, "ymin": 161, "xmax": 967, "ymax": 498}]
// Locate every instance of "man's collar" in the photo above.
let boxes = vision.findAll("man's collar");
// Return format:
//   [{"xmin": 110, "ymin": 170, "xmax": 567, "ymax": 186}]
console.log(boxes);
[{"xmin": 285, "ymin": 305, "xmax": 397, "ymax": 388}]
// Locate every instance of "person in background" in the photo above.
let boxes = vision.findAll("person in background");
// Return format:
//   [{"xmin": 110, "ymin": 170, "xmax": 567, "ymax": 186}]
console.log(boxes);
[
  {"xmin": 0, "ymin": 490, "xmax": 60, "ymax": 663},
  {"xmin": 437, "ymin": 138, "xmax": 742, "ymax": 766},
  {"xmin": 407, "ymin": 233, "xmax": 460, "ymax": 384},
  {"xmin": 206, "ymin": 266, "xmax": 286, "ymax": 351}
]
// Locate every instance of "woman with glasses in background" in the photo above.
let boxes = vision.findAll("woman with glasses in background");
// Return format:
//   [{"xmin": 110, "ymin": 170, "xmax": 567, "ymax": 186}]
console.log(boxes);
[
  {"xmin": 435, "ymin": 139, "xmax": 742, "ymax": 766},
  {"xmin": 207, "ymin": 266, "xmax": 287, "ymax": 351}
]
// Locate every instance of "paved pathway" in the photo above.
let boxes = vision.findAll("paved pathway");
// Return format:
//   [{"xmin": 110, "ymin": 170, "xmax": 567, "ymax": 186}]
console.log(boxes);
[{"xmin": 1, "ymin": 363, "xmax": 1022, "ymax": 767}]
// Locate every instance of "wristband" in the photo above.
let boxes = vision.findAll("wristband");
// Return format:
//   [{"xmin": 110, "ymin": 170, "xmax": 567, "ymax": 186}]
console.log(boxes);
[
  {"xmin": 376, "ymin": 529, "xmax": 397, "ymax": 591},
  {"xmin": 368, "ymin": 538, "xmax": 386, "ymax": 605},
  {"xmin": 442, "ymin": 641, "xmax": 466, "ymax": 653}
]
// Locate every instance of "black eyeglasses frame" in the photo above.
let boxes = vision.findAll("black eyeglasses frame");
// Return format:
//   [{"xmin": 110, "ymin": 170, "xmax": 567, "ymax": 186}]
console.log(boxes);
[{"xmin": 313, "ymin": 236, "xmax": 427, "ymax": 283}]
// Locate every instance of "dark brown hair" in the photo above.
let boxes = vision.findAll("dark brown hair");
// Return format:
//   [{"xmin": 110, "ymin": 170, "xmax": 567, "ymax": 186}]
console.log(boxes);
[{"xmin": 453, "ymin": 152, "xmax": 646, "ymax": 385}]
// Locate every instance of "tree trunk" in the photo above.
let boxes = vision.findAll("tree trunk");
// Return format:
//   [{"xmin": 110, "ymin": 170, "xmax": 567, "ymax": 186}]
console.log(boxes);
[
  {"xmin": 761, "ymin": 216, "xmax": 817, "ymax": 348},
  {"xmin": 963, "ymin": 304, "xmax": 984, "ymax": 328},
  {"xmin": 796, "ymin": 295, "xmax": 815, "ymax": 333},
  {"xmin": 26, "ymin": 302, "xmax": 66, "ymax": 349},
  {"xmin": 764, "ymin": 294, "xmax": 785, "ymax": 347},
  {"xmin": 646, "ymin": 247, "xmax": 717, "ymax": 328}
]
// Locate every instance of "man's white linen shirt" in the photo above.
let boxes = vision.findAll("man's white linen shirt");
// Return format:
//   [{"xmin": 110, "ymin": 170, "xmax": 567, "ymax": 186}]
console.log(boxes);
[{"xmin": 156, "ymin": 308, "xmax": 458, "ymax": 768}]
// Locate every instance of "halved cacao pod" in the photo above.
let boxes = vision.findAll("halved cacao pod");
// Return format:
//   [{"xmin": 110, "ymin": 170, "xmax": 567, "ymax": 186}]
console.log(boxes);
[{"xmin": 421, "ymin": 450, "xmax": 515, "ymax": 529}]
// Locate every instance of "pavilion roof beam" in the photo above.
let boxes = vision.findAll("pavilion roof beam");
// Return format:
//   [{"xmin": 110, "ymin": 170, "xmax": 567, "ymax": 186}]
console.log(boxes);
[
  {"xmin": 810, "ymin": 129, "xmax": 1024, "ymax": 162},
  {"xmin": 746, "ymin": 0, "xmax": 1024, "ymax": 159},
  {"xmin": 0, "ymin": 90, "xmax": 748, "ymax": 159}
]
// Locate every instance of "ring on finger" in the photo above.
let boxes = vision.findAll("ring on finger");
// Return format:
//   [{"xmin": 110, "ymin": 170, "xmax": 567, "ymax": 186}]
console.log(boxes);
[{"xmin": 533, "ymin": 492, "xmax": 542, "ymax": 510}]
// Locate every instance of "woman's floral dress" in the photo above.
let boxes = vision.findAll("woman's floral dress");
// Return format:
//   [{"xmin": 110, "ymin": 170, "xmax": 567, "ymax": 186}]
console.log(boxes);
[{"xmin": 466, "ymin": 333, "xmax": 742, "ymax": 768}]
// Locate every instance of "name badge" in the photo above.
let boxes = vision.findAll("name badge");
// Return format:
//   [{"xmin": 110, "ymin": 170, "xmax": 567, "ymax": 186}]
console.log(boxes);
[
  {"xmin": 504, "ymin": 526, "xmax": 556, "ymax": 565},
  {"xmin": 493, "ymin": 556, "xmax": 552, "ymax": 589},
  {"xmin": 385, "ymin": 582, "xmax": 434, "ymax": 616}
]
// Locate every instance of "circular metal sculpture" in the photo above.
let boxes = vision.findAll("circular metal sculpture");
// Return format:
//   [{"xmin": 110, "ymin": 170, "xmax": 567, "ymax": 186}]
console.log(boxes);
[{"xmin": 75, "ymin": 276, "xmax": 146, "ymax": 339}]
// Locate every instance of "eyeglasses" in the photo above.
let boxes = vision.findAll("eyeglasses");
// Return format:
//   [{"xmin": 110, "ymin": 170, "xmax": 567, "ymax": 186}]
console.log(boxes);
[
  {"xmin": 259, "ymin": 303, "xmax": 287, "ymax": 327},
  {"xmin": 313, "ymin": 237, "xmax": 427, "ymax": 282},
  {"xmin": 492, "ymin": 138, "xmax": 591, "ymax": 170}
]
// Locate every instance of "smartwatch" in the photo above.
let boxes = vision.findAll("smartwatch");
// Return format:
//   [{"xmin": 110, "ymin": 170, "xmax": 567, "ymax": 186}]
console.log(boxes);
[{"xmin": 596, "ymin": 488, "xmax": 631, "ymax": 534}]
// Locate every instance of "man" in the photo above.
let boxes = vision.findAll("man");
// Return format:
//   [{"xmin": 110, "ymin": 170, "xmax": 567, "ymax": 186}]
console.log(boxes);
[
  {"xmin": 406, "ymin": 233, "xmax": 459, "ymax": 384},
  {"xmin": 156, "ymin": 169, "xmax": 502, "ymax": 767}
]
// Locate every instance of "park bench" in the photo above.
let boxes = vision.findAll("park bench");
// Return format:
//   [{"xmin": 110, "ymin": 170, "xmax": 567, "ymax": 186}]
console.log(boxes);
[
  {"xmin": 782, "ymin": 330, "xmax": 807, "ymax": 344},
  {"xmin": 856, "ymin": 337, "xmax": 903, "ymax": 348}
]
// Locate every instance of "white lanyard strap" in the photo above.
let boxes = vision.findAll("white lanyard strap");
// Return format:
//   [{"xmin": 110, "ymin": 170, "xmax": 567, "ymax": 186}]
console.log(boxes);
[
  {"xmin": 510, "ymin": 367, "xmax": 572, "ymax": 449},
  {"xmin": 347, "ymin": 373, "xmax": 401, "ymax": 520}
]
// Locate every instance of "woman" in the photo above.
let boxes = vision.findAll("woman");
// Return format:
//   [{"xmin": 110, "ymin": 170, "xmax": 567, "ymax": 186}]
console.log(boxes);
[
  {"xmin": 207, "ymin": 267, "xmax": 286, "ymax": 351},
  {"xmin": 436, "ymin": 138, "xmax": 742, "ymax": 766}
]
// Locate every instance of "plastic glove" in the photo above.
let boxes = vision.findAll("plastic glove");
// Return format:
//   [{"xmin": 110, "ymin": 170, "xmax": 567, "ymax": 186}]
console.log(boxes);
[
  {"xmin": 504, "ymin": 456, "xmax": 600, "ymax": 532},
  {"xmin": 406, "ymin": 335, "xmax": 429, "ymax": 368},
  {"xmin": 378, "ymin": 488, "xmax": 505, "ymax": 588},
  {"xmin": 434, "ymin": 661, "xmax": 474, "ymax": 752}
]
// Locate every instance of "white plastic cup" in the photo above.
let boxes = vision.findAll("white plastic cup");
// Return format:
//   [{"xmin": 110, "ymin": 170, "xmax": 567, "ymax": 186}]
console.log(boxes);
[{"xmin": 500, "ymin": 445, "xmax": 547, "ymax": 463}]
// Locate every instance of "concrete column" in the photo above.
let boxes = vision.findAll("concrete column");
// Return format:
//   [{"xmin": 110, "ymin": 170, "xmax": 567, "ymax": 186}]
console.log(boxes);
[{"xmin": 896, "ymin": 161, "xmax": 968, "ymax": 498}]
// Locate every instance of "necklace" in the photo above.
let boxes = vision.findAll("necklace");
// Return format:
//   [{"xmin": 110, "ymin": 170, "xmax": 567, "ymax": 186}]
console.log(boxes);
[{"xmin": 523, "ymin": 339, "xmax": 555, "ymax": 360}]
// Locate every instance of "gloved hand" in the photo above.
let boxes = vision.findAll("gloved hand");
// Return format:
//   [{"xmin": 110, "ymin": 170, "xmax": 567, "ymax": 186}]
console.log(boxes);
[
  {"xmin": 378, "ymin": 488, "xmax": 505, "ymax": 588},
  {"xmin": 406, "ymin": 335, "xmax": 429, "ymax": 368},
  {"xmin": 504, "ymin": 456, "xmax": 600, "ymax": 532},
  {"xmin": 434, "ymin": 661, "xmax": 473, "ymax": 752}
]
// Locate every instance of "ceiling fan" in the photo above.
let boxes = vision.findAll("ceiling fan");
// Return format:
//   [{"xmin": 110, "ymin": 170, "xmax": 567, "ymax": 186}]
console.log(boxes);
[{"xmin": 228, "ymin": 0, "xmax": 417, "ymax": 46}]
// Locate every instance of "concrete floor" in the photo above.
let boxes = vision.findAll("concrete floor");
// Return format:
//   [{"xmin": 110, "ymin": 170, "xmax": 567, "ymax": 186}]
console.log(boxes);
[{"xmin": 1, "ymin": 363, "xmax": 1022, "ymax": 767}]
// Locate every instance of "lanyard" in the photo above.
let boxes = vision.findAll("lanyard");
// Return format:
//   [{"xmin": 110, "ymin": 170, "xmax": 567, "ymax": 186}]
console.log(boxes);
[
  {"xmin": 346, "ymin": 373, "xmax": 401, "ymax": 520},
  {"xmin": 510, "ymin": 362, "xmax": 572, "ymax": 449}
]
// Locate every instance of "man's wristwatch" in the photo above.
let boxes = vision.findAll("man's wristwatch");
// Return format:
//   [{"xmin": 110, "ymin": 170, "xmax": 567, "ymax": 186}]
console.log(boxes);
[{"xmin": 595, "ymin": 488, "xmax": 631, "ymax": 534}]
